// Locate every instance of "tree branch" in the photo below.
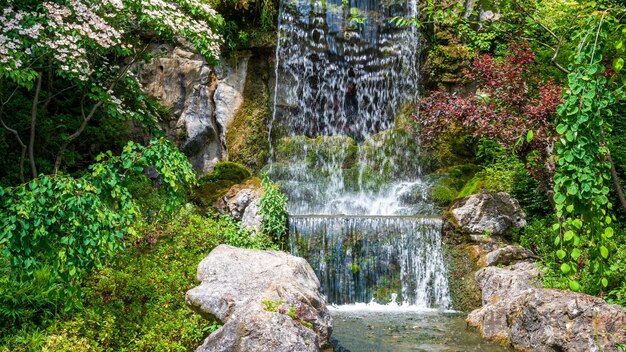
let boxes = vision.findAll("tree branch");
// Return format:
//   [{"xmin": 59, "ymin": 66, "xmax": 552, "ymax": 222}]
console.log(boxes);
[{"xmin": 28, "ymin": 74, "xmax": 43, "ymax": 179}]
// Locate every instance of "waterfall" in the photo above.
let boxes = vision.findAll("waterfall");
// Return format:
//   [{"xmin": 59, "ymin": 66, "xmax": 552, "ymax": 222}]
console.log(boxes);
[
  {"xmin": 290, "ymin": 216, "xmax": 450, "ymax": 307},
  {"xmin": 271, "ymin": 0, "xmax": 421, "ymax": 139},
  {"xmin": 271, "ymin": 0, "xmax": 451, "ymax": 309}
]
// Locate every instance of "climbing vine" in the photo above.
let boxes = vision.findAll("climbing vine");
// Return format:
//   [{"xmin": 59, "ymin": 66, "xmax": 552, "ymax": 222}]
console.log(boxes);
[{"xmin": 552, "ymin": 15, "xmax": 623, "ymax": 292}]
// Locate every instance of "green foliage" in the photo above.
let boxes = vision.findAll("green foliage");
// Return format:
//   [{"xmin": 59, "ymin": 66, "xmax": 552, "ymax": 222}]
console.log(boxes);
[
  {"xmin": 259, "ymin": 174, "xmax": 288, "ymax": 244},
  {"xmin": 0, "ymin": 257, "xmax": 63, "ymax": 333},
  {"xmin": 552, "ymin": 16, "xmax": 621, "ymax": 294},
  {"xmin": 0, "ymin": 208, "xmax": 276, "ymax": 350},
  {"xmin": 0, "ymin": 138, "xmax": 195, "ymax": 300}
]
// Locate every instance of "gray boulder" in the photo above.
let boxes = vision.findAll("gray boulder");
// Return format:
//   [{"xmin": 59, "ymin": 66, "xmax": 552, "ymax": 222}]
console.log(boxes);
[
  {"xmin": 468, "ymin": 262, "xmax": 626, "ymax": 351},
  {"xmin": 140, "ymin": 44, "xmax": 250, "ymax": 174},
  {"xmin": 185, "ymin": 245, "xmax": 333, "ymax": 352},
  {"xmin": 140, "ymin": 44, "xmax": 224, "ymax": 174},
  {"xmin": 485, "ymin": 245, "xmax": 538, "ymax": 267},
  {"xmin": 215, "ymin": 178, "xmax": 264, "ymax": 233},
  {"xmin": 450, "ymin": 191, "xmax": 526, "ymax": 236}
]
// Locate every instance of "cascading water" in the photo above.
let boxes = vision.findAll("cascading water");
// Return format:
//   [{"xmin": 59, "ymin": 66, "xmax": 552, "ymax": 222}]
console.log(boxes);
[
  {"xmin": 268, "ymin": 1, "xmax": 514, "ymax": 348},
  {"xmin": 269, "ymin": 0, "xmax": 451, "ymax": 311},
  {"xmin": 290, "ymin": 216, "xmax": 450, "ymax": 307}
]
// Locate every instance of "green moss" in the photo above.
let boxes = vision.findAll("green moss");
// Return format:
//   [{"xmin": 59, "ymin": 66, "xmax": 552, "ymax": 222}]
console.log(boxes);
[
  {"xmin": 427, "ymin": 164, "xmax": 480, "ymax": 207},
  {"xmin": 205, "ymin": 161, "xmax": 251, "ymax": 183},
  {"xmin": 432, "ymin": 185, "xmax": 459, "ymax": 207},
  {"xmin": 441, "ymin": 217, "xmax": 482, "ymax": 312},
  {"xmin": 425, "ymin": 30, "xmax": 472, "ymax": 91},
  {"xmin": 192, "ymin": 162, "xmax": 252, "ymax": 209},
  {"xmin": 458, "ymin": 175, "xmax": 485, "ymax": 198},
  {"xmin": 226, "ymin": 51, "xmax": 273, "ymax": 172}
]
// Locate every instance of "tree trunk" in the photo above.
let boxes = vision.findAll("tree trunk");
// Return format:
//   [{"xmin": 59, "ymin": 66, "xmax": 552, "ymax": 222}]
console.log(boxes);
[
  {"xmin": 52, "ymin": 100, "xmax": 103, "ymax": 175},
  {"xmin": 29, "ymin": 75, "xmax": 42, "ymax": 179},
  {"xmin": 606, "ymin": 150, "xmax": 626, "ymax": 214}
]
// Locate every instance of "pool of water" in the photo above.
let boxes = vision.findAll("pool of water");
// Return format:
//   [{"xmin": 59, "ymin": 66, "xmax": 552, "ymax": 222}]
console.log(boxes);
[{"xmin": 329, "ymin": 308, "xmax": 511, "ymax": 352}]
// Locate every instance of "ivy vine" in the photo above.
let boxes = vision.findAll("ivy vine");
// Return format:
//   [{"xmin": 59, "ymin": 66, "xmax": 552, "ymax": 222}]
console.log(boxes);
[{"xmin": 553, "ymin": 16, "xmax": 622, "ymax": 292}]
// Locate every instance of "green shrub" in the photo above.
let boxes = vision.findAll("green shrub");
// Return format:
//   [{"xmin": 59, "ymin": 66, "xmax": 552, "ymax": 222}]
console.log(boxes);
[
  {"xmin": 0, "ymin": 257, "xmax": 63, "ymax": 334},
  {"xmin": 0, "ymin": 138, "xmax": 196, "ymax": 305},
  {"xmin": 259, "ymin": 174, "xmax": 288, "ymax": 245},
  {"xmin": 0, "ymin": 208, "xmax": 277, "ymax": 351}
]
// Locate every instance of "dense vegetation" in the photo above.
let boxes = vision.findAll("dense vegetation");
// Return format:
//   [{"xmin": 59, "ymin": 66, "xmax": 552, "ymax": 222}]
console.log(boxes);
[
  {"xmin": 0, "ymin": 0, "xmax": 285, "ymax": 349},
  {"xmin": 2, "ymin": 0, "xmax": 626, "ymax": 349},
  {"xmin": 417, "ymin": 0, "xmax": 626, "ymax": 304}
]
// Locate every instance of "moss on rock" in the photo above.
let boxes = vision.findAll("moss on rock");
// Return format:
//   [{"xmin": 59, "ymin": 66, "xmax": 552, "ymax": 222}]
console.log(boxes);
[
  {"xmin": 226, "ymin": 49, "xmax": 274, "ymax": 172},
  {"xmin": 193, "ymin": 161, "xmax": 253, "ymax": 209},
  {"xmin": 442, "ymin": 210, "xmax": 483, "ymax": 312}
]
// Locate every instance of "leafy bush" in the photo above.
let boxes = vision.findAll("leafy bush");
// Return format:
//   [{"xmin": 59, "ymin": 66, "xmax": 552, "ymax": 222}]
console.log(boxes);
[
  {"xmin": 259, "ymin": 174, "xmax": 288, "ymax": 244},
  {"xmin": 0, "ymin": 208, "xmax": 276, "ymax": 350},
  {"xmin": 0, "ymin": 138, "xmax": 195, "ymax": 300}
]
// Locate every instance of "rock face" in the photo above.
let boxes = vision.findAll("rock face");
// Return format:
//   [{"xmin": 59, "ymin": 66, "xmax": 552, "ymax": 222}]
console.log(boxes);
[
  {"xmin": 185, "ymin": 245, "xmax": 333, "ymax": 352},
  {"xmin": 215, "ymin": 178, "xmax": 264, "ymax": 233},
  {"xmin": 468, "ymin": 262, "xmax": 626, "ymax": 351},
  {"xmin": 140, "ymin": 45, "xmax": 249, "ymax": 174},
  {"xmin": 484, "ymin": 245, "xmax": 538, "ymax": 267},
  {"xmin": 450, "ymin": 191, "xmax": 526, "ymax": 236}
]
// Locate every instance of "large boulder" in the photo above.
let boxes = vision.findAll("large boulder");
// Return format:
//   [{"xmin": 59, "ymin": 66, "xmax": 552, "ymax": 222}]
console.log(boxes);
[
  {"xmin": 450, "ymin": 191, "xmax": 526, "ymax": 236},
  {"xmin": 140, "ymin": 44, "xmax": 249, "ymax": 174},
  {"xmin": 186, "ymin": 245, "xmax": 333, "ymax": 352},
  {"xmin": 215, "ymin": 178, "xmax": 264, "ymax": 233},
  {"xmin": 468, "ymin": 262, "xmax": 626, "ymax": 351}
]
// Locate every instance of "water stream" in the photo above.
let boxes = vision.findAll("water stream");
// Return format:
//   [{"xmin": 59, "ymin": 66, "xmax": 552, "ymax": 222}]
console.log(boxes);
[{"xmin": 269, "ymin": 0, "xmax": 503, "ymax": 349}]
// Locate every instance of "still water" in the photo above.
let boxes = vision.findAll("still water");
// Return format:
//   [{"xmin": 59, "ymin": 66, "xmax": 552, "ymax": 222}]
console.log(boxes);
[{"xmin": 330, "ymin": 308, "xmax": 511, "ymax": 352}]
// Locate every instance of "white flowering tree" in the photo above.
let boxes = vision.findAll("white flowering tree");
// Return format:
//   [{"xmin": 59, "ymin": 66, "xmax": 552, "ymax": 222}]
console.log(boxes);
[{"xmin": 0, "ymin": 0, "xmax": 222, "ymax": 182}]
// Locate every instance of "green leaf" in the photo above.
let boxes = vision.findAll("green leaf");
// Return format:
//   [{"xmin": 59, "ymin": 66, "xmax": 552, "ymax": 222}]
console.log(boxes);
[
  {"xmin": 526, "ymin": 130, "xmax": 534, "ymax": 143},
  {"xmin": 604, "ymin": 227, "xmax": 614, "ymax": 238},
  {"xmin": 554, "ymin": 193, "xmax": 566, "ymax": 204},
  {"xmin": 561, "ymin": 263, "xmax": 571, "ymax": 274},
  {"xmin": 600, "ymin": 246, "xmax": 609, "ymax": 259},
  {"xmin": 567, "ymin": 183, "xmax": 578, "ymax": 195},
  {"xmin": 614, "ymin": 58, "xmax": 624, "ymax": 72},
  {"xmin": 556, "ymin": 249, "xmax": 566, "ymax": 260},
  {"xmin": 564, "ymin": 230, "xmax": 575, "ymax": 241},
  {"xmin": 569, "ymin": 280, "xmax": 580, "ymax": 291},
  {"xmin": 556, "ymin": 124, "xmax": 568, "ymax": 134},
  {"xmin": 571, "ymin": 248, "xmax": 581, "ymax": 260},
  {"xmin": 601, "ymin": 278, "xmax": 608, "ymax": 288}
]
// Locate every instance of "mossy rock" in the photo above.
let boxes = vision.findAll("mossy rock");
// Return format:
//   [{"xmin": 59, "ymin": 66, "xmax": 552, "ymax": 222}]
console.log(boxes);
[
  {"xmin": 442, "ymin": 210, "xmax": 482, "ymax": 312},
  {"xmin": 458, "ymin": 175, "xmax": 486, "ymax": 198},
  {"xmin": 426, "ymin": 164, "xmax": 481, "ymax": 207},
  {"xmin": 226, "ymin": 50, "xmax": 273, "ymax": 172},
  {"xmin": 192, "ymin": 162, "xmax": 253, "ymax": 209},
  {"xmin": 274, "ymin": 135, "xmax": 358, "ymax": 170},
  {"xmin": 443, "ymin": 241, "xmax": 483, "ymax": 312},
  {"xmin": 432, "ymin": 184, "xmax": 458, "ymax": 207},
  {"xmin": 204, "ymin": 161, "xmax": 251, "ymax": 184}
]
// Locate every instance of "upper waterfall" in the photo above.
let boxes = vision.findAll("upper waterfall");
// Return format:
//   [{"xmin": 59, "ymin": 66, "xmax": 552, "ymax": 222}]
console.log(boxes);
[{"xmin": 271, "ymin": 0, "xmax": 421, "ymax": 139}]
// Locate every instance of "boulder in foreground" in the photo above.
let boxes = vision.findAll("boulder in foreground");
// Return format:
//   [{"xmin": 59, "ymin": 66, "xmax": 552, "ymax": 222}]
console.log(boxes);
[{"xmin": 185, "ymin": 245, "xmax": 332, "ymax": 352}]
